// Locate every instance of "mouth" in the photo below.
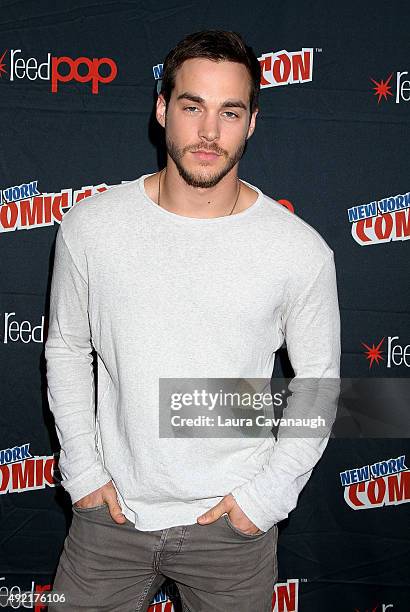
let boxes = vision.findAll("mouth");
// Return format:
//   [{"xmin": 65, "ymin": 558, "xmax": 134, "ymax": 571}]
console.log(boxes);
[{"xmin": 191, "ymin": 150, "xmax": 221, "ymax": 161}]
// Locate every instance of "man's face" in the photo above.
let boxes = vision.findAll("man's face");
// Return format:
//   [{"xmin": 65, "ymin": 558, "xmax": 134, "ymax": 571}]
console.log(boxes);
[{"xmin": 156, "ymin": 58, "xmax": 258, "ymax": 188}]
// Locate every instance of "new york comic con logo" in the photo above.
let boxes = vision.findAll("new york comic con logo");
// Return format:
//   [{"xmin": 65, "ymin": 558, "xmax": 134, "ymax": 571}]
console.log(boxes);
[
  {"xmin": 153, "ymin": 47, "xmax": 314, "ymax": 92},
  {"xmin": 370, "ymin": 71, "xmax": 410, "ymax": 104},
  {"xmin": 0, "ymin": 442, "xmax": 59, "ymax": 494},
  {"xmin": 0, "ymin": 48, "xmax": 117, "ymax": 93},
  {"xmin": 340, "ymin": 454, "xmax": 409, "ymax": 510},
  {"xmin": 347, "ymin": 190, "xmax": 410, "ymax": 245}
]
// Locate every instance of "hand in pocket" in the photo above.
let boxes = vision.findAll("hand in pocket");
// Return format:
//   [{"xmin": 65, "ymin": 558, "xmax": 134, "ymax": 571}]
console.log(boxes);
[{"xmin": 73, "ymin": 480, "xmax": 127, "ymax": 524}]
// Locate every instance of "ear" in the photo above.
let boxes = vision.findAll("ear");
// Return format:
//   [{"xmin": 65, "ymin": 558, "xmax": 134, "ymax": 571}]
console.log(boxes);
[
  {"xmin": 156, "ymin": 94, "xmax": 167, "ymax": 128},
  {"xmin": 246, "ymin": 108, "xmax": 258, "ymax": 140}
]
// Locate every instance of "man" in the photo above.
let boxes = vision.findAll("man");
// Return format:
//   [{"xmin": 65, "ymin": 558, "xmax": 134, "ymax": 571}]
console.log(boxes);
[{"xmin": 46, "ymin": 30, "xmax": 340, "ymax": 612}]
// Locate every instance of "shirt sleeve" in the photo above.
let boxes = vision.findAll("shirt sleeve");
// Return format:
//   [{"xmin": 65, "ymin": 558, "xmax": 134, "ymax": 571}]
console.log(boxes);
[
  {"xmin": 230, "ymin": 251, "xmax": 341, "ymax": 532},
  {"xmin": 44, "ymin": 224, "xmax": 112, "ymax": 504}
]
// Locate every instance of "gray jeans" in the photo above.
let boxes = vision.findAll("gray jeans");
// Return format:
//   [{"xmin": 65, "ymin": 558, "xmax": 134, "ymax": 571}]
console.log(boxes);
[{"xmin": 48, "ymin": 503, "xmax": 278, "ymax": 612}]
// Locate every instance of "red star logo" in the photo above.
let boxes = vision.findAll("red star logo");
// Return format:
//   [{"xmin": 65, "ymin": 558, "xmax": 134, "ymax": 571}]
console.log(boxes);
[
  {"xmin": 361, "ymin": 337, "xmax": 385, "ymax": 368},
  {"xmin": 370, "ymin": 73, "xmax": 394, "ymax": 103},
  {"xmin": 0, "ymin": 49, "xmax": 8, "ymax": 77}
]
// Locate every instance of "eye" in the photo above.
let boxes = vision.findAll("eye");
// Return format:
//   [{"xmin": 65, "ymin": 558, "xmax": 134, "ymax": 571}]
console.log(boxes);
[
  {"xmin": 184, "ymin": 106, "xmax": 200, "ymax": 113},
  {"xmin": 223, "ymin": 111, "xmax": 239, "ymax": 119}
]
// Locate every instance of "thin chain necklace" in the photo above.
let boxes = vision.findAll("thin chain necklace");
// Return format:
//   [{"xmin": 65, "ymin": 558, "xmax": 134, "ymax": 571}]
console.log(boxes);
[{"xmin": 157, "ymin": 168, "xmax": 241, "ymax": 216}]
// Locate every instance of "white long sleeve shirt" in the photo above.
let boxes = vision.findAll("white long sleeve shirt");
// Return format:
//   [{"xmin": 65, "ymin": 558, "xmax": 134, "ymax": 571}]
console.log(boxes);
[{"xmin": 44, "ymin": 173, "xmax": 341, "ymax": 532}]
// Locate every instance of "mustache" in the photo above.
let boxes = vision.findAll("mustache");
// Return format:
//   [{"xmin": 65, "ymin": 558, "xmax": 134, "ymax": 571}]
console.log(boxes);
[{"xmin": 186, "ymin": 144, "xmax": 226, "ymax": 156}]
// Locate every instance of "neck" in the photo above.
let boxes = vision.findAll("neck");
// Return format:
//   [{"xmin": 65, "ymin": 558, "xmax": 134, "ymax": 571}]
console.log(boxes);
[{"xmin": 158, "ymin": 160, "xmax": 241, "ymax": 219}]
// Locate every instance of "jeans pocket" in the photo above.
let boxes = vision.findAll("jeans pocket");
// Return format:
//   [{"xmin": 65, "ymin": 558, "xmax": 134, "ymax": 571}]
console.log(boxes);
[
  {"xmin": 222, "ymin": 514, "xmax": 267, "ymax": 539},
  {"xmin": 72, "ymin": 503, "xmax": 107, "ymax": 513}
]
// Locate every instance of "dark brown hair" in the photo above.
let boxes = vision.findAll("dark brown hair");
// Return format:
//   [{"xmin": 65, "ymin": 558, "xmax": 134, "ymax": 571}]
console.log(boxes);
[{"xmin": 159, "ymin": 30, "xmax": 261, "ymax": 115}]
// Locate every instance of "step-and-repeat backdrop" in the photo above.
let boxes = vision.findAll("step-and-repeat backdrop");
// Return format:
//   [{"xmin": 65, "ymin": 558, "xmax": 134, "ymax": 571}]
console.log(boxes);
[{"xmin": 0, "ymin": 1, "xmax": 409, "ymax": 611}]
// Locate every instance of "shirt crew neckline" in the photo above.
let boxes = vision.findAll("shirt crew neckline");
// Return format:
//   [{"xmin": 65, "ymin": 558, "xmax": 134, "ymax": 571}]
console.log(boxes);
[{"xmin": 136, "ymin": 172, "xmax": 264, "ymax": 224}]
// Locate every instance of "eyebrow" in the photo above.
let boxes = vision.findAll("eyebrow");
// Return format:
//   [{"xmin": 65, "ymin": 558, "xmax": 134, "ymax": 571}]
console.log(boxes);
[{"xmin": 176, "ymin": 91, "xmax": 248, "ymax": 111}]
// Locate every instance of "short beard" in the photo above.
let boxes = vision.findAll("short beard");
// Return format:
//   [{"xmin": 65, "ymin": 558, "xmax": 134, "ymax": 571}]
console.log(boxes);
[{"xmin": 165, "ymin": 134, "xmax": 246, "ymax": 189}]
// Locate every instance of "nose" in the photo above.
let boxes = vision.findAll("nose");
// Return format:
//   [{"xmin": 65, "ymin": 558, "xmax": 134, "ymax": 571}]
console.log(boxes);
[{"xmin": 198, "ymin": 111, "xmax": 220, "ymax": 142}]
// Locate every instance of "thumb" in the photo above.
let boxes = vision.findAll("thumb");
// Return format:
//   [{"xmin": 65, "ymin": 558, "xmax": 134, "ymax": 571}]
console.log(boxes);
[
  {"xmin": 197, "ymin": 500, "xmax": 226, "ymax": 524},
  {"xmin": 107, "ymin": 498, "xmax": 127, "ymax": 524}
]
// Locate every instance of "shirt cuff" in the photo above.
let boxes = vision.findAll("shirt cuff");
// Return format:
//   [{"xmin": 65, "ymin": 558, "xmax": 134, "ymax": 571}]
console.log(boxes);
[{"xmin": 59, "ymin": 462, "xmax": 112, "ymax": 505}]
